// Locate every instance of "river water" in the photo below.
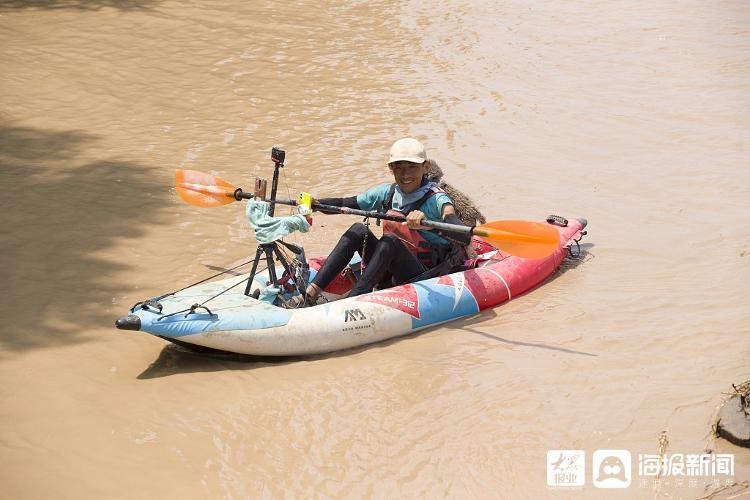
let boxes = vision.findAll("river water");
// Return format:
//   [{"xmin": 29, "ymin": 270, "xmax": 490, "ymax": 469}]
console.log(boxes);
[{"xmin": 1, "ymin": 1, "xmax": 748, "ymax": 498}]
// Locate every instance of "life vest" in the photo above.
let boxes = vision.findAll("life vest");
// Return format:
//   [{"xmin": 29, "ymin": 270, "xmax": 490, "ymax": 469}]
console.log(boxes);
[{"xmin": 379, "ymin": 183, "xmax": 454, "ymax": 268}]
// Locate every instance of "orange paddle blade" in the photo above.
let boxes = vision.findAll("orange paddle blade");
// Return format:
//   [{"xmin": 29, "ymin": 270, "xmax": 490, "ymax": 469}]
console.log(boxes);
[
  {"xmin": 473, "ymin": 220, "xmax": 560, "ymax": 259},
  {"xmin": 175, "ymin": 169, "xmax": 238, "ymax": 208}
]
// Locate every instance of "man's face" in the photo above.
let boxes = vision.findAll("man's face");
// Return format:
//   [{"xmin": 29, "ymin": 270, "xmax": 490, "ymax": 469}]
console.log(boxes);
[{"xmin": 388, "ymin": 160, "xmax": 427, "ymax": 193}]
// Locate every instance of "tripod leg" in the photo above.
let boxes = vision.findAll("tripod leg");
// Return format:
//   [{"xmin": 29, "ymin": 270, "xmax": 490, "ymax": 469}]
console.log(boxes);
[
  {"xmin": 272, "ymin": 245, "xmax": 293, "ymax": 277},
  {"xmin": 265, "ymin": 246, "xmax": 278, "ymax": 285},
  {"xmin": 244, "ymin": 246, "xmax": 266, "ymax": 296}
]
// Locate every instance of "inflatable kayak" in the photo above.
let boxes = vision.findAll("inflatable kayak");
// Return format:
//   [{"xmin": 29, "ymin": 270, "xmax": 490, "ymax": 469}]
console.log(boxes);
[{"xmin": 115, "ymin": 217, "xmax": 587, "ymax": 356}]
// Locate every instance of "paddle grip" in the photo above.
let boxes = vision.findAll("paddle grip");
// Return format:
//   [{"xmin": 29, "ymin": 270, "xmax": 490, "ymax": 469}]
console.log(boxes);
[
  {"xmin": 419, "ymin": 219, "xmax": 473, "ymax": 234},
  {"xmin": 233, "ymin": 188, "xmax": 255, "ymax": 201}
]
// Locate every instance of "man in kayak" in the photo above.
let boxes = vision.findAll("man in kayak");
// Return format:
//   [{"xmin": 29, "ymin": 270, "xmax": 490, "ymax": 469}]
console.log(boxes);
[{"xmin": 287, "ymin": 137, "xmax": 472, "ymax": 307}]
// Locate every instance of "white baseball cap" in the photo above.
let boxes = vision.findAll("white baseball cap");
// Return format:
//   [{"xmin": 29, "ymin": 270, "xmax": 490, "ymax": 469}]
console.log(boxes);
[{"xmin": 388, "ymin": 137, "xmax": 427, "ymax": 164}]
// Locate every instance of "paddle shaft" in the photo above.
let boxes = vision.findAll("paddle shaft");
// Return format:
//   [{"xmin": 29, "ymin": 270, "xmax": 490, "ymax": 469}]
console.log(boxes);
[
  {"xmin": 176, "ymin": 170, "xmax": 559, "ymax": 257},
  {"xmin": 233, "ymin": 189, "xmax": 475, "ymax": 235}
]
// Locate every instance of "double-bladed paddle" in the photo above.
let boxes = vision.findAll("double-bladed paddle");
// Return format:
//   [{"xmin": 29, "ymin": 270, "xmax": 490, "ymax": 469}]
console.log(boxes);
[{"xmin": 175, "ymin": 169, "xmax": 560, "ymax": 259}]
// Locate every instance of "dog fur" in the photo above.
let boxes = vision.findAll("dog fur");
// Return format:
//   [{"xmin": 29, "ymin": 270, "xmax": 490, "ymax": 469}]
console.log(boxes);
[{"xmin": 425, "ymin": 160, "xmax": 486, "ymax": 225}]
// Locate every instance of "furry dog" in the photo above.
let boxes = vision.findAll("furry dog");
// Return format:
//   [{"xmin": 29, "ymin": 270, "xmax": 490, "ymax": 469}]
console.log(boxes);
[{"xmin": 425, "ymin": 161, "xmax": 487, "ymax": 226}]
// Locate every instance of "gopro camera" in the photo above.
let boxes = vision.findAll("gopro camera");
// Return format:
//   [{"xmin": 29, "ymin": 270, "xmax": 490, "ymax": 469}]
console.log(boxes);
[{"xmin": 271, "ymin": 146, "xmax": 286, "ymax": 166}]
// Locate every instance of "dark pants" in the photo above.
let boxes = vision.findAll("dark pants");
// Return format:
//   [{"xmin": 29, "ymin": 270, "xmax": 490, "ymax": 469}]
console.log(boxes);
[{"xmin": 311, "ymin": 222, "xmax": 426, "ymax": 296}]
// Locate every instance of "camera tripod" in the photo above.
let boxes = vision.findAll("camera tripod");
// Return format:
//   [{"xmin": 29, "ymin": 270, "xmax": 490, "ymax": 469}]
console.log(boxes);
[{"xmin": 243, "ymin": 147, "xmax": 308, "ymax": 299}]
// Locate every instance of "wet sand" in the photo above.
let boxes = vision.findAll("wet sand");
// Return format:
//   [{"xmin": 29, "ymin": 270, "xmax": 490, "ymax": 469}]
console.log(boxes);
[{"xmin": 1, "ymin": 0, "xmax": 748, "ymax": 498}]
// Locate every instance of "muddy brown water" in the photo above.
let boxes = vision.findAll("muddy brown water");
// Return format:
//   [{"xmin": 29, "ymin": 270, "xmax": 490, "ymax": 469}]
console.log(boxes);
[{"xmin": 1, "ymin": 1, "xmax": 748, "ymax": 498}]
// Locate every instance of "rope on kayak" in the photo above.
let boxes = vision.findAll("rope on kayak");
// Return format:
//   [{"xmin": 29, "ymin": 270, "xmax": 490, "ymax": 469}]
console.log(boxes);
[
  {"xmin": 156, "ymin": 265, "xmax": 269, "ymax": 320},
  {"xmin": 568, "ymin": 230, "xmax": 588, "ymax": 258},
  {"xmin": 129, "ymin": 258, "xmax": 259, "ymax": 314},
  {"xmin": 272, "ymin": 241, "xmax": 312, "ymax": 299},
  {"xmin": 361, "ymin": 216, "xmax": 371, "ymax": 263},
  {"xmin": 546, "ymin": 214, "xmax": 568, "ymax": 226}
]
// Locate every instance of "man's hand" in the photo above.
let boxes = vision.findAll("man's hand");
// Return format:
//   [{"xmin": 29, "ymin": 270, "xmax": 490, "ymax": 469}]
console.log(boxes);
[
  {"xmin": 403, "ymin": 210, "xmax": 430, "ymax": 230},
  {"xmin": 309, "ymin": 196, "xmax": 329, "ymax": 214}
]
